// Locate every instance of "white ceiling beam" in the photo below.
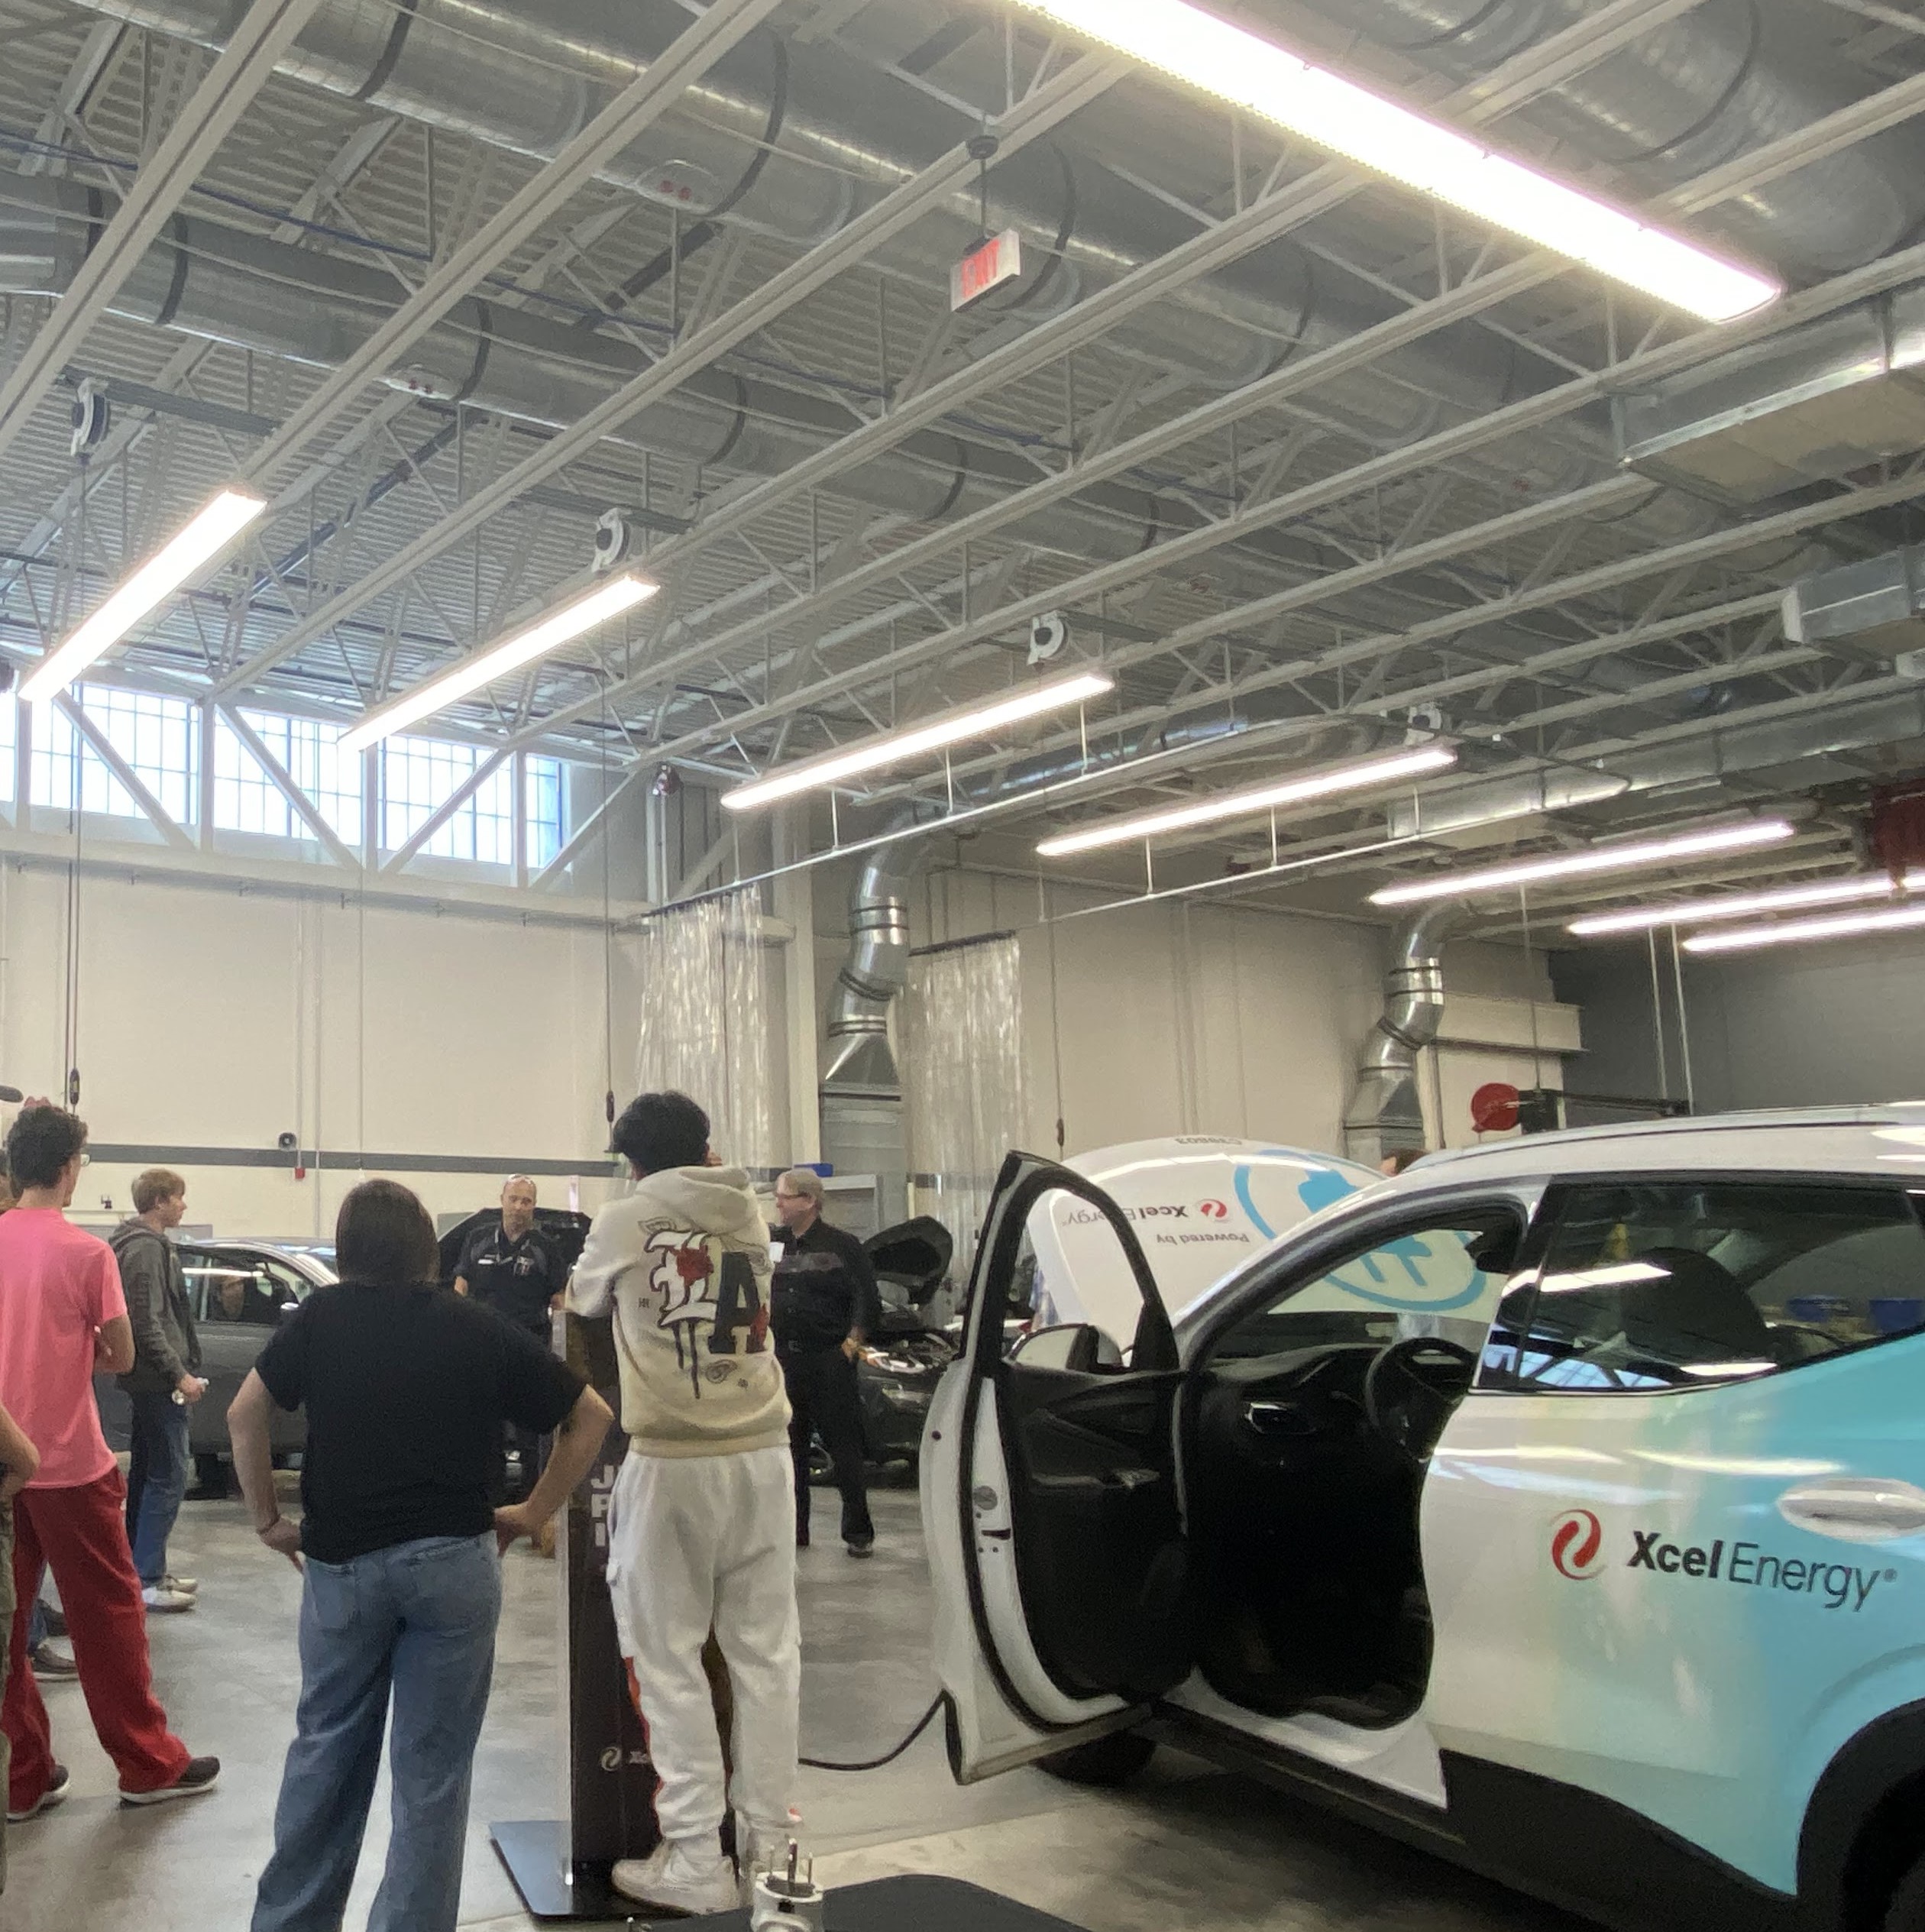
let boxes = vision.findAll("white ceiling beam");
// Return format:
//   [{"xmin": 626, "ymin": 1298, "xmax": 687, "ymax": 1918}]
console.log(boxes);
[
  {"xmin": 53, "ymin": 694, "xmax": 193, "ymax": 849},
  {"xmin": 241, "ymin": 0, "xmax": 788, "ymax": 493},
  {"xmin": 0, "ymin": 0, "xmax": 327, "ymax": 469},
  {"xmin": 379, "ymin": 748, "xmax": 510, "ymax": 875},
  {"xmin": 215, "ymin": 52, "xmax": 1126, "ymax": 696},
  {"xmin": 215, "ymin": 702, "xmax": 361, "ymax": 869}
]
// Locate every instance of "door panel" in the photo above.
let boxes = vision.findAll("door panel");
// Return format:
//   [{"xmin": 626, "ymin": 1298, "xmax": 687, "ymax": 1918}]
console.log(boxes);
[
  {"xmin": 924, "ymin": 1152, "xmax": 1189, "ymax": 1780},
  {"xmin": 1423, "ymin": 1175, "xmax": 1925, "ymax": 1897}
]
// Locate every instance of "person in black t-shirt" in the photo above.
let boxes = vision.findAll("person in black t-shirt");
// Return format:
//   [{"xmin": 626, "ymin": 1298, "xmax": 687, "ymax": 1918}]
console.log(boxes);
[
  {"xmin": 454, "ymin": 1175, "xmax": 568, "ymax": 1502},
  {"xmin": 771, "ymin": 1169, "xmax": 880, "ymax": 1556},
  {"xmin": 228, "ymin": 1180, "xmax": 610, "ymax": 1932}
]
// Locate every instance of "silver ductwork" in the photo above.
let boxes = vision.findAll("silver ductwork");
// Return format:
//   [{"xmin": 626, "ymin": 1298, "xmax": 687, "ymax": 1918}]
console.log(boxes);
[
  {"xmin": 53, "ymin": 0, "xmax": 1745, "ymax": 537},
  {"xmin": 822, "ymin": 816, "xmax": 927, "ymax": 1095},
  {"xmin": 1344, "ymin": 903, "xmax": 1458, "ymax": 1165},
  {"xmin": 1619, "ymin": 287, "xmax": 1925, "ymax": 505},
  {"xmin": 1380, "ymin": 688, "xmax": 1925, "ymax": 846},
  {"xmin": 1301, "ymin": 0, "xmax": 1925, "ymax": 277},
  {"xmin": 1784, "ymin": 545, "xmax": 1925, "ymax": 656}
]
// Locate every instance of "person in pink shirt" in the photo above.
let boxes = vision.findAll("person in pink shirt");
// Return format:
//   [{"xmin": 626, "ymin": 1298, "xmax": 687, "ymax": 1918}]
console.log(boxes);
[{"xmin": 0, "ymin": 1105, "xmax": 218, "ymax": 1820}]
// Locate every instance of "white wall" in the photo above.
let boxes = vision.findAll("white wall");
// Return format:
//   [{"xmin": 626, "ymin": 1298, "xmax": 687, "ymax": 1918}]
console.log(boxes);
[
  {"xmin": 1556, "ymin": 923, "xmax": 1925, "ymax": 1115},
  {"xmin": 0, "ymin": 859, "xmax": 642, "ymax": 1237},
  {"xmin": 901, "ymin": 865, "xmax": 1561, "ymax": 1162}
]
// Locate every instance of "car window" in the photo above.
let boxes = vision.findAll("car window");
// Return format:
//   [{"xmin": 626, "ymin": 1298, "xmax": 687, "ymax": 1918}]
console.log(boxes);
[
  {"xmin": 192, "ymin": 1257, "xmax": 285, "ymax": 1327},
  {"xmin": 1492, "ymin": 1180, "xmax": 1925, "ymax": 1393},
  {"xmin": 1212, "ymin": 1218, "xmax": 1517, "ymax": 1361}
]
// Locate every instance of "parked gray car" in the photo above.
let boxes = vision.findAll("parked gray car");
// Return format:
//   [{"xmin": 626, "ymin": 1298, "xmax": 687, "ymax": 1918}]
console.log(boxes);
[{"xmin": 95, "ymin": 1238, "xmax": 337, "ymax": 1489}]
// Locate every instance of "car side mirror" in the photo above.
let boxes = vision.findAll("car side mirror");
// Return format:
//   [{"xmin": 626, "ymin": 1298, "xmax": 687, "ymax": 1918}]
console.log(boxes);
[{"xmin": 1010, "ymin": 1322, "xmax": 1124, "ymax": 1374}]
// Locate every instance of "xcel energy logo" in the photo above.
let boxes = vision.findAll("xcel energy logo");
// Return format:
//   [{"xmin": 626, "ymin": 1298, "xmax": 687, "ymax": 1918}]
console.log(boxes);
[{"xmin": 1550, "ymin": 1509, "xmax": 1606, "ymax": 1580}]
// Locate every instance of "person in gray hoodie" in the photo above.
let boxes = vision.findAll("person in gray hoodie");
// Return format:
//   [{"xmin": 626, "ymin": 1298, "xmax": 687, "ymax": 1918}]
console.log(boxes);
[
  {"xmin": 568, "ymin": 1091, "xmax": 795, "ymax": 1918},
  {"xmin": 109, "ymin": 1171, "xmax": 207, "ymax": 1612}
]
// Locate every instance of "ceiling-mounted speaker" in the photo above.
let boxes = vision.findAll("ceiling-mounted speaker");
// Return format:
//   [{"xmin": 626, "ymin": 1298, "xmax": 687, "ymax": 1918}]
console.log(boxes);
[
  {"xmin": 594, "ymin": 507, "xmax": 632, "ymax": 573},
  {"xmin": 1027, "ymin": 610, "xmax": 1067, "ymax": 665},
  {"xmin": 69, "ymin": 380, "xmax": 109, "ymax": 458}
]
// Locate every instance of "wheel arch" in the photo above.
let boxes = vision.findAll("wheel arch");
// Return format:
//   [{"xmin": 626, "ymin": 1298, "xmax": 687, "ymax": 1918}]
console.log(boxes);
[{"xmin": 1800, "ymin": 1700, "xmax": 1925, "ymax": 1930}]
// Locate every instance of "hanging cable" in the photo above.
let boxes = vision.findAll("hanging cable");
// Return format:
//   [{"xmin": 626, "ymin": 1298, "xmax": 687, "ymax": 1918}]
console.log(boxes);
[
  {"xmin": 799, "ymin": 1694, "xmax": 943, "ymax": 1772},
  {"xmin": 60, "ymin": 451, "xmax": 89, "ymax": 1110},
  {"xmin": 600, "ymin": 681, "xmax": 616, "ymax": 1130}
]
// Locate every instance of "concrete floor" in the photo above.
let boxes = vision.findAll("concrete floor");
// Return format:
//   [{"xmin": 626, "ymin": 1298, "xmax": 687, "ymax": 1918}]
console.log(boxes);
[{"xmin": 5, "ymin": 1481, "xmax": 1586, "ymax": 1931}]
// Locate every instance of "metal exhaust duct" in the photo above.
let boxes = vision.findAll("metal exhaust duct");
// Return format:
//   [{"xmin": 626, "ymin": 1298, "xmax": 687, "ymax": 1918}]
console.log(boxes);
[
  {"xmin": 1344, "ymin": 902, "xmax": 1458, "ymax": 1166},
  {"xmin": 822, "ymin": 812, "xmax": 927, "ymax": 1095}
]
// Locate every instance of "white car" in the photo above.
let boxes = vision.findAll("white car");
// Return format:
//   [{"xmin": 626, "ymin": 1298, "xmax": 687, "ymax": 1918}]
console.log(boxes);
[{"xmin": 923, "ymin": 1109, "xmax": 1925, "ymax": 1932}]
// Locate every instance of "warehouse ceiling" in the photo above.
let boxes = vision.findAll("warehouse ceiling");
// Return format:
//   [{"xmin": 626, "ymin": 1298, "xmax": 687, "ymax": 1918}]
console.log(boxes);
[{"xmin": 5, "ymin": 0, "xmax": 1925, "ymax": 919}]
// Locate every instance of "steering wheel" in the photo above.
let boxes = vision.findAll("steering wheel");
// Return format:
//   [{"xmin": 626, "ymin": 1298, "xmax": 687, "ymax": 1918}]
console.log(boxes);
[{"xmin": 1362, "ymin": 1337, "xmax": 1478, "ymax": 1464}]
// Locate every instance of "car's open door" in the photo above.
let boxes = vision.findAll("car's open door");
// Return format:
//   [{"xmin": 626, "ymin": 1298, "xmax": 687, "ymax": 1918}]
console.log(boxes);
[{"xmin": 921, "ymin": 1152, "xmax": 1193, "ymax": 1782}]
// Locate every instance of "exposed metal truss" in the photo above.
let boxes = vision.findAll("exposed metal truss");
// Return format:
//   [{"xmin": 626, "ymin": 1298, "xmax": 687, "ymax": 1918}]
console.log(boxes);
[{"xmin": 3, "ymin": 0, "xmax": 1925, "ymax": 921}]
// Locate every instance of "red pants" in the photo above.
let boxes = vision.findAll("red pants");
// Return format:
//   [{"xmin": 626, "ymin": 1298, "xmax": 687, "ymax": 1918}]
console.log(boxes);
[{"xmin": 5, "ymin": 1470, "xmax": 189, "ymax": 1809}]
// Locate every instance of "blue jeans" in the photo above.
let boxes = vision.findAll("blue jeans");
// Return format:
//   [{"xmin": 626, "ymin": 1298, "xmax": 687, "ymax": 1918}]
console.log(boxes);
[
  {"xmin": 251, "ymin": 1532, "xmax": 503, "ymax": 1932},
  {"xmin": 124, "ymin": 1391, "xmax": 191, "ymax": 1589}
]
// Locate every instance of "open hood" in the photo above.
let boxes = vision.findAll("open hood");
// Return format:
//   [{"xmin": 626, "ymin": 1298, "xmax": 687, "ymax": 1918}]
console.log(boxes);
[
  {"xmin": 864, "ymin": 1215, "xmax": 953, "ymax": 1309},
  {"xmin": 1024, "ymin": 1136, "xmax": 1382, "ymax": 1345}
]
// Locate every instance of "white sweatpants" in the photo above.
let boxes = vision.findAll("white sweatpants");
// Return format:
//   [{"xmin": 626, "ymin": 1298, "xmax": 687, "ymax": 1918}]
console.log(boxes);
[{"xmin": 605, "ymin": 1445, "xmax": 801, "ymax": 1846}]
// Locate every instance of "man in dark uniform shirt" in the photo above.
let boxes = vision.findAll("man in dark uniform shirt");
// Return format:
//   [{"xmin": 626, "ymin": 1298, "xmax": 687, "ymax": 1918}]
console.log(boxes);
[
  {"xmin": 453, "ymin": 1176, "xmax": 567, "ymax": 1500},
  {"xmin": 771, "ymin": 1169, "xmax": 880, "ymax": 1556}
]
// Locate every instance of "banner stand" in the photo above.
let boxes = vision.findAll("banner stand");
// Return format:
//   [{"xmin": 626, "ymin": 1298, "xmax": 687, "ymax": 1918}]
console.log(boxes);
[{"xmin": 493, "ymin": 1312, "xmax": 726, "ymax": 1920}]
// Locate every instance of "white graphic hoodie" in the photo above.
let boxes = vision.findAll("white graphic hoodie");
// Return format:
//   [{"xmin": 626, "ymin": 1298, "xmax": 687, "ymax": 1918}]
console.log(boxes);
[{"xmin": 568, "ymin": 1163, "xmax": 788, "ymax": 1458}]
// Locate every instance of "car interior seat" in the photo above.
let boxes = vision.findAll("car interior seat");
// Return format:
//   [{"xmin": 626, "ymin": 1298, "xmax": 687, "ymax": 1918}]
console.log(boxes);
[{"xmin": 1616, "ymin": 1246, "xmax": 1771, "ymax": 1369}]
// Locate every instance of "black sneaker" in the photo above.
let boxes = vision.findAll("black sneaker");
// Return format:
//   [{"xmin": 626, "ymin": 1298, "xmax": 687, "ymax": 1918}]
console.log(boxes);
[
  {"xmin": 846, "ymin": 1537, "xmax": 875, "ymax": 1559},
  {"xmin": 121, "ymin": 1756, "xmax": 220, "ymax": 1806},
  {"xmin": 8, "ymin": 1764, "xmax": 71, "ymax": 1822}
]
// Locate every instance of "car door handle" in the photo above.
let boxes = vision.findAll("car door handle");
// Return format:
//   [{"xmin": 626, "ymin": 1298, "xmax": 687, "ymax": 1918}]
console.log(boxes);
[
  {"xmin": 1245, "ymin": 1400, "xmax": 1315, "ymax": 1437},
  {"xmin": 1778, "ymin": 1477, "xmax": 1925, "ymax": 1542}
]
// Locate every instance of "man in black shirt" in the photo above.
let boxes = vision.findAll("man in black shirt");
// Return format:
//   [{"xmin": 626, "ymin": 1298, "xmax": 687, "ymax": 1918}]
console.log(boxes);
[
  {"xmin": 454, "ymin": 1175, "xmax": 568, "ymax": 1500},
  {"xmin": 228, "ymin": 1179, "xmax": 610, "ymax": 1932},
  {"xmin": 771, "ymin": 1169, "xmax": 879, "ymax": 1556}
]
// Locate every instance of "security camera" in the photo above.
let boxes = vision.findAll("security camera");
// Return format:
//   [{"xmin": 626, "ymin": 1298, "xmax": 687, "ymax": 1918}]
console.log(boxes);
[
  {"xmin": 594, "ymin": 507, "xmax": 632, "ymax": 573},
  {"xmin": 1028, "ymin": 611, "xmax": 1067, "ymax": 665}
]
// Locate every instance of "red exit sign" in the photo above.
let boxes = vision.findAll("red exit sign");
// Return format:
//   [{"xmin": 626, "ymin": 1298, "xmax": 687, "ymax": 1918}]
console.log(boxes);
[{"xmin": 950, "ymin": 228, "xmax": 1024, "ymax": 311}]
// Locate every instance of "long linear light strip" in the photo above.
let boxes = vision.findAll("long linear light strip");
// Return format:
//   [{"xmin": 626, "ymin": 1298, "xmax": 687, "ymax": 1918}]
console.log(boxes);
[
  {"xmin": 1685, "ymin": 903, "xmax": 1925, "ymax": 955},
  {"xmin": 1568, "ymin": 873, "xmax": 1915, "ymax": 936},
  {"xmin": 339, "ymin": 574, "xmax": 658, "ymax": 756},
  {"xmin": 722, "ymin": 670, "xmax": 1115, "ymax": 811},
  {"xmin": 1009, "ymin": 1, "xmax": 1779, "ymax": 324},
  {"xmin": 1034, "ymin": 744, "xmax": 1458, "ymax": 857},
  {"xmin": 21, "ymin": 488, "xmax": 267, "ymax": 705},
  {"xmin": 1370, "ymin": 820, "xmax": 1796, "ymax": 907}
]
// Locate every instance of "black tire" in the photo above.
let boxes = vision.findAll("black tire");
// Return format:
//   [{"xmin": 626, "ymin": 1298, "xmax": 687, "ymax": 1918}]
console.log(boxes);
[
  {"xmin": 1887, "ymin": 1850, "xmax": 1925, "ymax": 1931},
  {"xmin": 1038, "ymin": 1730, "xmax": 1157, "ymax": 1787}
]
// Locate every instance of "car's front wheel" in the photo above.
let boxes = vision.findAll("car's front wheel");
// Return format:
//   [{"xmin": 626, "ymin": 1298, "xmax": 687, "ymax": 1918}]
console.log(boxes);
[
  {"xmin": 1037, "ymin": 1731, "xmax": 1157, "ymax": 1786},
  {"xmin": 1888, "ymin": 1850, "xmax": 1925, "ymax": 1931}
]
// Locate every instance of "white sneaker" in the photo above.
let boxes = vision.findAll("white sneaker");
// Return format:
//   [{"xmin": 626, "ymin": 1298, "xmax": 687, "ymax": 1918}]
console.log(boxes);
[
  {"xmin": 162, "ymin": 1574, "xmax": 198, "ymax": 1594},
  {"xmin": 141, "ymin": 1585, "xmax": 195, "ymax": 1614},
  {"xmin": 610, "ymin": 1838, "xmax": 737, "ymax": 1916}
]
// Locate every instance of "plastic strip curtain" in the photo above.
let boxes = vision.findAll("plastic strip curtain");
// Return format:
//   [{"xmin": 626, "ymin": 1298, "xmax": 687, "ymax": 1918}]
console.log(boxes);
[
  {"xmin": 904, "ymin": 936, "xmax": 1027, "ymax": 1265},
  {"xmin": 632, "ymin": 887, "xmax": 776, "ymax": 1172}
]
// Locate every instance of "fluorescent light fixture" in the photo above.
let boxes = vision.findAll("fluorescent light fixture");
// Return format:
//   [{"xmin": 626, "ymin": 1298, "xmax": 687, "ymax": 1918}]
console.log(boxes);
[
  {"xmin": 1684, "ymin": 903, "xmax": 1925, "ymax": 955},
  {"xmin": 1010, "ymin": 0, "xmax": 1779, "ymax": 324},
  {"xmin": 1370, "ymin": 819, "xmax": 1795, "ymax": 907},
  {"xmin": 1035, "ymin": 745, "xmax": 1457, "ymax": 857},
  {"xmin": 1568, "ymin": 874, "xmax": 1915, "ymax": 937},
  {"xmin": 21, "ymin": 487, "xmax": 264, "ymax": 704},
  {"xmin": 339, "ymin": 574, "xmax": 657, "ymax": 755},
  {"xmin": 722, "ymin": 670, "xmax": 1115, "ymax": 812}
]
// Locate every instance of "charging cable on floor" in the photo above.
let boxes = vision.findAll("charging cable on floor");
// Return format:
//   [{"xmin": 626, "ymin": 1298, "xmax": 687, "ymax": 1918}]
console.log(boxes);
[{"xmin": 800, "ymin": 1693, "xmax": 943, "ymax": 1772}]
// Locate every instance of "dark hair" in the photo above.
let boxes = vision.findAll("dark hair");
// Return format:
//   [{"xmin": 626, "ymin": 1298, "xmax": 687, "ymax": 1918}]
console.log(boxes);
[
  {"xmin": 612, "ymin": 1091, "xmax": 710, "ymax": 1176},
  {"xmin": 5, "ymin": 1106, "xmax": 88, "ymax": 1191},
  {"xmin": 335, "ymin": 1179, "xmax": 439, "ymax": 1287}
]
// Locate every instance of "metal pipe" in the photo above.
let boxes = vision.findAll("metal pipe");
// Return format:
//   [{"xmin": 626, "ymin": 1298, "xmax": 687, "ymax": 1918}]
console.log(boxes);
[
  {"xmin": 1344, "ymin": 901, "xmax": 1459, "ymax": 1163},
  {"xmin": 821, "ymin": 807, "xmax": 927, "ymax": 1094}
]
